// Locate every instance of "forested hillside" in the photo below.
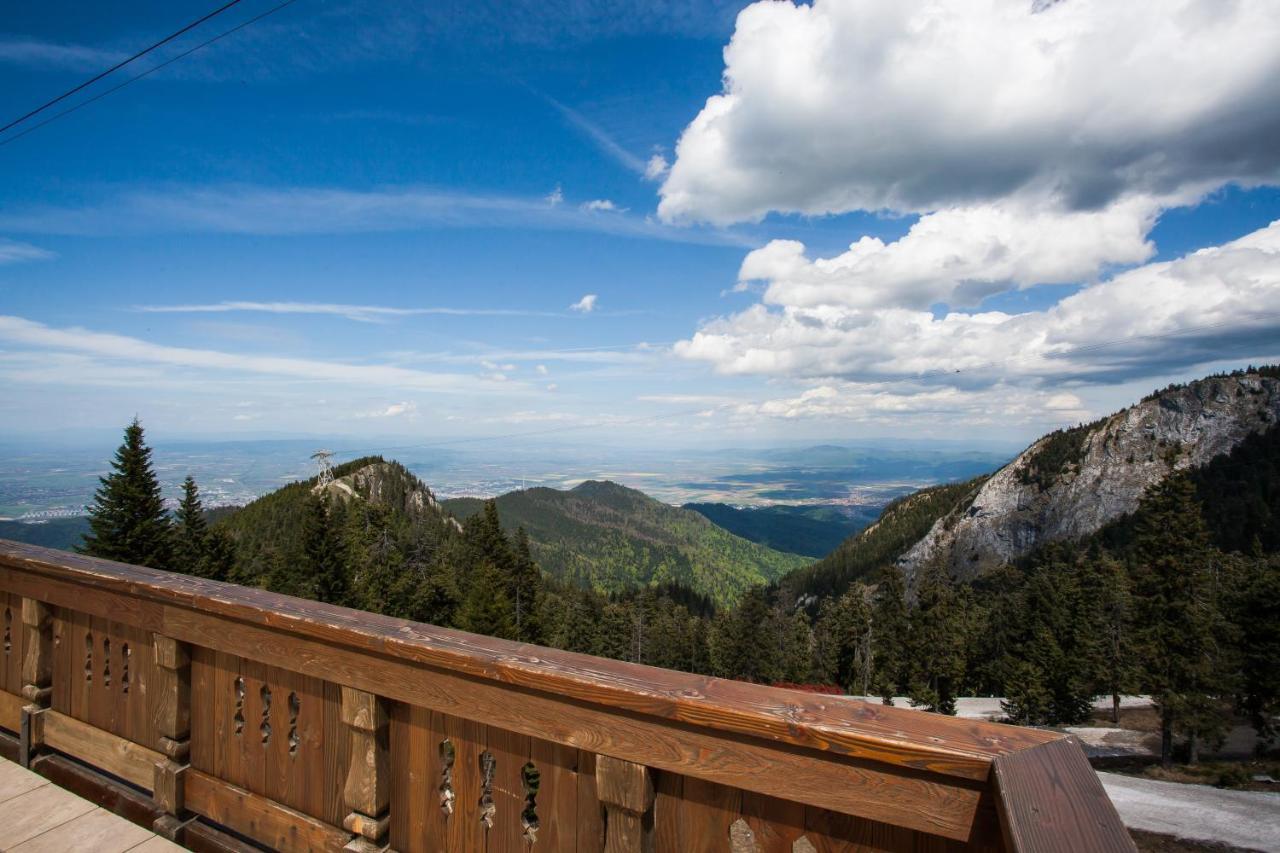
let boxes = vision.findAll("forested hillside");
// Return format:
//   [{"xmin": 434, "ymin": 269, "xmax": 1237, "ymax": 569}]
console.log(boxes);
[
  {"xmin": 683, "ymin": 502, "xmax": 878, "ymax": 558},
  {"xmin": 0, "ymin": 516, "xmax": 90, "ymax": 551},
  {"xmin": 443, "ymin": 481, "xmax": 806, "ymax": 607},
  {"xmin": 780, "ymin": 477, "xmax": 987, "ymax": 601}
]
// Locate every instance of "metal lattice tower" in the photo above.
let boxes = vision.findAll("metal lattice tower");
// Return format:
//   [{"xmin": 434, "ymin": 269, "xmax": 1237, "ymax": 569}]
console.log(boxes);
[{"xmin": 311, "ymin": 449, "xmax": 335, "ymax": 487}]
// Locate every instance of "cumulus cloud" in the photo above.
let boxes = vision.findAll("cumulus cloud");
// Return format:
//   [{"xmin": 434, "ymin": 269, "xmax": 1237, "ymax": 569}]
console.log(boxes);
[
  {"xmin": 659, "ymin": 0, "xmax": 1280, "ymax": 224},
  {"xmin": 362, "ymin": 401, "xmax": 416, "ymax": 418},
  {"xmin": 678, "ymin": 220, "xmax": 1280, "ymax": 385},
  {"xmin": 737, "ymin": 196, "xmax": 1160, "ymax": 311},
  {"xmin": 570, "ymin": 294, "xmax": 599, "ymax": 313},
  {"xmin": 580, "ymin": 199, "xmax": 624, "ymax": 213}
]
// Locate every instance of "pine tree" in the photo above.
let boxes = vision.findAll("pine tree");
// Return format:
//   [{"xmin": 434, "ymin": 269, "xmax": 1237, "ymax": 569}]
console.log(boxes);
[
  {"xmin": 509, "ymin": 527, "xmax": 544, "ymax": 643},
  {"xmin": 1087, "ymin": 553, "xmax": 1137, "ymax": 724},
  {"xmin": 907, "ymin": 560, "xmax": 965, "ymax": 715},
  {"xmin": 308, "ymin": 494, "xmax": 346, "ymax": 602},
  {"xmin": 1130, "ymin": 475, "xmax": 1233, "ymax": 766},
  {"xmin": 870, "ymin": 565, "xmax": 909, "ymax": 704},
  {"xmin": 172, "ymin": 476, "xmax": 209, "ymax": 575},
  {"xmin": 201, "ymin": 527, "xmax": 237, "ymax": 582},
  {"xmin": 1237, "ymin": 554, "xmax": 1280, "ymax": 750},
  {"xmin": 457, "ymin": 559, "xmax": 515, "ymax": 640},
  {"xmin": 82, "ymin": 418, "xmax": 173, "ymax": 570}
]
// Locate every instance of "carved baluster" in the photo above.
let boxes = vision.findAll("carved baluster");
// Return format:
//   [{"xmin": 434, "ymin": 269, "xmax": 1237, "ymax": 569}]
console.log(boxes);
[
  {"xmin": 151, "ymin": 635, "xmax": 192, "ymax": 840},
  {"xmin": 341, "ymin": 686, "xmax": 390, "ymax": 852},
  {"xmin": 18, "ymin": 599, "xmax": 52, "ymax": 768},
  {"xmin": 596, "ymin": 755, "xmax": 655, "ymax": 853}
]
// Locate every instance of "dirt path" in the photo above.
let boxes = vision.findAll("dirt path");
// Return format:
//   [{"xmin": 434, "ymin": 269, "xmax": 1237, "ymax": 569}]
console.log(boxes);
[{"xmin": 1099, "ymin": 771, "xmax": 1280, "ymax": 852}]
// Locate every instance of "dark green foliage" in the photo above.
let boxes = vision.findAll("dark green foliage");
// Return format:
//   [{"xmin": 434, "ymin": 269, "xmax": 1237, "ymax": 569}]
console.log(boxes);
[
  {"xmin": 306, "ymin": 495, "xmax": 350, "ymax": 605},
  {"xmin": 1129, "ymin": 475, "xmax": 1236, "ymax": 765},
  {"xmin": 1235, "ymin": 555, "xmax": 1280, "ymax": 750},
  {"xmin": 1189, "ymin": 423, "xmax": 1280, "ymax": 554},
  {"xmin": 906, "ymin": 560, "xmax": 966, "ymax": 715},
  {"xmin": 1017, "ymin": 419, "xmax": 1102, "ymax": 491},
  {"xmin": 683, "ymin": 502, "xmax": 877, "ymax": 558},
  {"xmin": 457, "ymin": 559, "xmax": 516, "ymax": 640},
  {"xmin": 443, "ymin": 481, "xmax": 806, "ymax": 607},
  {"xmin": 0, "ymin": 517, "xmax": 92, "ymax": 552},
  {"xmin": 82, "ymin": 419, "xmax": 173, "ymax": 570},
  {"xmin": 869, "ymin": 565, "xmax": 909, "ymax": 701},
  {"xmin": 172, "ymin": 476, "xmax": 233, "ymax": 581},
  {"xmin": 785, "ymin": 477, "xmax": 987, "ymax": 600}
]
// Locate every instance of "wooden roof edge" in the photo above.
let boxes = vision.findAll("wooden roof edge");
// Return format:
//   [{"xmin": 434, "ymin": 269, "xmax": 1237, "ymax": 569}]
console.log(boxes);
[{"xmin": 0, "ymin": 539, "xmax": 1064, "ymax": 783}]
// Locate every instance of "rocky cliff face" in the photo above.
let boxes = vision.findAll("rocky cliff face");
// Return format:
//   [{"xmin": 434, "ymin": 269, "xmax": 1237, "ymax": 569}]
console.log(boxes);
[
  {"xmin": 313, "ymin": 461, "xmax": 447, "ymax": 519},
  {"xmin": 898, "ymin": 372, "xmax": 1280, "ymax": 579}
]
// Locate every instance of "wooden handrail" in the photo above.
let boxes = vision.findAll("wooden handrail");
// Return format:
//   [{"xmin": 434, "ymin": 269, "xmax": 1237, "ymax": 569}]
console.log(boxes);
[{"xmin": 0, "ymin": 539, "xmax": 1136, "ymax": 852}]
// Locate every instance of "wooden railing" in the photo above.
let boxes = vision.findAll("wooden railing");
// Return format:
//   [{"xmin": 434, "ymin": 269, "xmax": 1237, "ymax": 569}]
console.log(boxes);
[{"xmin": 0, "ymin": 539, "xmax": 1134, "ymax": 852}]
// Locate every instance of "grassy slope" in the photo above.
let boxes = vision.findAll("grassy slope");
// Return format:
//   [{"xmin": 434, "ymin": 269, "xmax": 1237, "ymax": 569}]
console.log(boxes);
[{"xmin": 443, "ymin": 481, "xmax": 807, "ymax": 606}]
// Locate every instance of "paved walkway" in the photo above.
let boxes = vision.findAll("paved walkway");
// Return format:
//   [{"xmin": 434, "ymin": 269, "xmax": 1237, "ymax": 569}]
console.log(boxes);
[
  {"xmin": 1100, "ymin": 771, "xmax": 1280, "ymax": 852},
  {"xmin": 0, "ymin": 758, "xmax": 183, "ymax": 852}
]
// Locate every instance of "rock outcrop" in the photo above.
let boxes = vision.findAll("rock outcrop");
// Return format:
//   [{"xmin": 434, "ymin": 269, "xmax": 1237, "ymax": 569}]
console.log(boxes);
[{"xmin": 898, "ymin": 372, "xmax": 1280, "ymax": 579}]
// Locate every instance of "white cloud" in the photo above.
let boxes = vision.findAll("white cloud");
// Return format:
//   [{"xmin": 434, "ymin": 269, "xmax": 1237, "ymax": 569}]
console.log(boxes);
[
  {"xmin": 580, "ymin": 199, "xmax": 625, "ymax": 213},
  {"xmin": 659, "ymin": 0, "xmax": 1280, "ymax": 225},
  {"xmin": 676, "ymin": 220, "xmax": 1280, "ymax": 385},
  {"xmin": 136, "ymin": 301, "xmax": 561, "ymax": 322},
  {"xmin": 0, "ymin": 184, "xmax": 749, "ymax": 247},
  {"xmin": 737, "ymin": 196, "xmax": 1160, "ymax": 311},
  {"xmin": 359, "ymin": 401, "xmax": 416, "ymax": 418},
  {"xmin": 570, "ymin": 294, "xmax": 599, "ymax": 313},
  {"xmin": 0, "ymin": 238, "xmax": 54, "ymax": 265},
  {"xmin": 536, "ymin": 364, "xmax": 549, "ymax": 375},
  {"xmin": 543, "ymin": 95, "xmax": 647, "ymax": 174},
  {"xmin": 545, "ymin": 185, "xmax": 564, "ymax": 206},
  {"xmin": 545, "ymin": 383, "xmax": 558, "ymax": 392},
  {"xmin": 644, "ymin": 153, "xmax": 670, "ymax": 181},
  {"xmin": 0, "ymin": 38, "xmax": 125, "ymax": 71},
  {"xmin": 0, "ymin": 315, "xmax": 504, "ymax": 393}
]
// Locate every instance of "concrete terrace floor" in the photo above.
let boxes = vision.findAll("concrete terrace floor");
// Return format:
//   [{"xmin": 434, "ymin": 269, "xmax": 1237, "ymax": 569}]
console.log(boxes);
[{"xmin": 0, "ymin": 758, "xmax": 182, "ymax": 852}]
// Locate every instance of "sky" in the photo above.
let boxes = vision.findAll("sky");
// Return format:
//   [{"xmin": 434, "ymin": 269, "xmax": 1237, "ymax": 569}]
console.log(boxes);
[{"xmin": 1, "ymin": 0, "xmax": 1279, "ymax": 450}]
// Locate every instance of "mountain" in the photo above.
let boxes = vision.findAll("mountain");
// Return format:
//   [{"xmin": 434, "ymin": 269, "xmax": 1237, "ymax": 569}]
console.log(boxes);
[
  {"xmin": 780, "ymin": 477, "xmax": 988, "ymax": 599},
  {"xmin": 682, "ymin": 502, "xmax": 880, "ymax": 558},
  {"xmin": 217, "ymin": 456, "xmax": 460, "ymax": 581},
  {"xmin": 442, "ymin": 481, "xmax": 807, "ymax": 606},
  {"xmin": 783, "ymin": 367, "xmax": 1280, "ymax": 601},
  {"xmin": 899, "ymin": 369, "xmax": 1280, "ymax": 579},
  {"xmin": 0, "ymin": 517, "xmax": 91, "ymax": 552}
]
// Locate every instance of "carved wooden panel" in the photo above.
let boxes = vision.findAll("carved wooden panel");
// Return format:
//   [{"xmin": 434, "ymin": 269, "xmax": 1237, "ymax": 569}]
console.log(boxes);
[
  {"xmin": 50, "ymin": 607, "xmax": 158, "ymax": 749},
  {"xmin": 189, "ymin": 646, "xmax": 350, "ymax": 827},
  {"xmin": 654, "ymin": 773, "xmax": 993, "ymax": 853},
  {"xmin": 390, "ymin": 702, "xmax": 599, "ymax": 853}
]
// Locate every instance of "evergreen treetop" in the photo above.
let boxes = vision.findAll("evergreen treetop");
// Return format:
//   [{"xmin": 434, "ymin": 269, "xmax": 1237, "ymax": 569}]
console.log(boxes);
[{"xmin": 81, "ymin": 418, "xmax": 173, "ymax": 570}]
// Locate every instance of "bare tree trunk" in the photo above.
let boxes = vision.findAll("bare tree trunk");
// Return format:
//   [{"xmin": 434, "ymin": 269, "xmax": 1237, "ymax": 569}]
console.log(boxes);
[
  {"xmin": 1188, "ymin": 731, "xmax": 1200, "ymax": 765},
  {"xmin": 1112, "ymin": 692, "xmax": 1120, "ymax": 725}
]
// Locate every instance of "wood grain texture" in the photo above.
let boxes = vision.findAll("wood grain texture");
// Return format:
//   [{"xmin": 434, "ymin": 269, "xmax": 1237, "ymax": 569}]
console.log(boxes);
[
  {"xmin": 0, "ymin": 687, "xmax": 22, "ymax": 733},
  {"xmin": 184, "ymin": 768, "xmax": 351, "ymax": 853},
  {"xmin": 20, "ymin": 598, "xmax": 51, "ymax": 703},
  {"xmin": 41, "ymin": 708, "xmax": 163, "ymax": 789},
  {"xmin": 993, "ymin": 736, "xmax": 1136, "ymax": 853},
  {"xmin": 163, "ymin": 603, "xmax": 988, "ymax": 840},
  {"xmin": 0, "ymin": 541, "xmax": 1056, "ymax": 778}
]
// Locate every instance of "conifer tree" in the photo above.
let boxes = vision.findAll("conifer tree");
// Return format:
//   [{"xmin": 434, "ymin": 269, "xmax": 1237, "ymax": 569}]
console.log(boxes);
[
  {"xmin": 457, "ymin": 559, "xmax": 515, "ymax": 640},
  {"xmin": 1130, "ymin": 475, "xmax": 1232, "ymax": 766},
  {"xmin": 509, "ymin": 527, "xmax": 544, "ymax": 643},
  {"xmin": 201, "ymin": 527, "xmax": 237, "ymax": 582},
  {"xmin": 82, "ymin": 418, "xmax": 173, "ymax": 570},
  {"xmin": 1237, "ymin": 554, "xmax": 1280, "ymax": 750},
  {"xmin": 907, "ymin": 560, "xmax": 965, "ymax": 715},
  {"xmin": 308, "ymin": 491, "xmax": 353, "ymax": 604},
  {"xmin": 1087, "ymin": 553, "xmax": 1137, "ymax": 724},
  {"xmin": 870, "ymin": 565, "xmax": 910, "ymax": 703},
  {"xmin": 173, "ymin": 476, "xmax": 208, "ymax": 575}
]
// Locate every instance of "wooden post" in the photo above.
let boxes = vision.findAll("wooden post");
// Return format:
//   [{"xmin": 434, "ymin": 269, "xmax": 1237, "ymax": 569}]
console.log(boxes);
[
  {"xmin": 597, "ymin": 754, "xmax": 654, "ymax": 853},
  {"xmin": 341, "ymin": 686, "xmax": 390, "ymax": 852},
  {"xmin": 151, "ymin": 634, "xmax": 192, "ymax": 841},
  {"xmin": 19, "ymin": 598, "xmax": 52, "ymax": 768}
]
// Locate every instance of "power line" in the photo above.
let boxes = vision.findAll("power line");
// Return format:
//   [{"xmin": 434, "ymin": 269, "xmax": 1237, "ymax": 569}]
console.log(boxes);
[
  {"xmin": 0, "ymin": 0, "xmax": 300, "ymax": 148},
  {"xmin": 0, "ymin": 0, "xmax": 247, "ymax": 136}
]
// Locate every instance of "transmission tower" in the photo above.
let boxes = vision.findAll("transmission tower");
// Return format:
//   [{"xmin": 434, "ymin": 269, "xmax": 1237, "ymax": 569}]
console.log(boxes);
[{"xmin": 311, "ymin": 449, "xmax": 335, "ymax": 487}]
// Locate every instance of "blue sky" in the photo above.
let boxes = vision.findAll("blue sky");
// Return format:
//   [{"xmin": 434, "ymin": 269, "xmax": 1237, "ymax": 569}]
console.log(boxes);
[{"xmin": 1, "ymin": 0, "xmax": 1278, "ymax": 449}]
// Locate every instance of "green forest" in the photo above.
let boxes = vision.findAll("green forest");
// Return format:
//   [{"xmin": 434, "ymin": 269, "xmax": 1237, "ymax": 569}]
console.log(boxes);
[{"xmin": 78, "ymin": 408, "xmax": 1280, "ymax": 767}]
